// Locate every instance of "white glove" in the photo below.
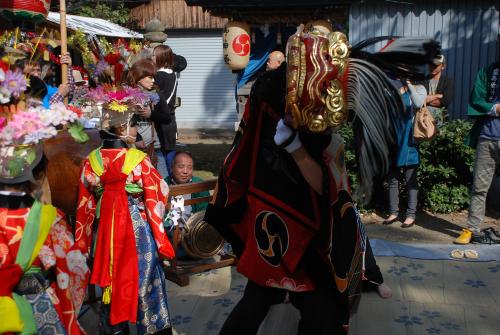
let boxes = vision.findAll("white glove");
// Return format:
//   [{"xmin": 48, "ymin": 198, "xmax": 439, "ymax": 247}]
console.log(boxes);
[{"xmin": 274, "ymin": 119, "xmax": 302, "ymax": 153}]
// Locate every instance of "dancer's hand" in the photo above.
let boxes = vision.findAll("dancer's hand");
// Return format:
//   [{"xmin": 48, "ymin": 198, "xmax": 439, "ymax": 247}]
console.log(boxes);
[{"xmin": 274, "ymin": 119, "xmax": 302, "ymax": 153}]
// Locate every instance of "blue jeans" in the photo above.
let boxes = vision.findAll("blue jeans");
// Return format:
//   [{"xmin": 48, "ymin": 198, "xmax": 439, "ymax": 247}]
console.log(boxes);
[{"xmin": 388, "ymin": 166, "xmax": 419, "ymax": 219}]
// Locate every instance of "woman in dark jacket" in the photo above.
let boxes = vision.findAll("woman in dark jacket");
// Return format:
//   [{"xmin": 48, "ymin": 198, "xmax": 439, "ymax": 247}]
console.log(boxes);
[
  {"xmin": 124, "ymin": 58, "xmax": 172, "ymax": 177},
  {"xmin": 153, "ymin": 45, "xmax": 187, "ymax": 162}
]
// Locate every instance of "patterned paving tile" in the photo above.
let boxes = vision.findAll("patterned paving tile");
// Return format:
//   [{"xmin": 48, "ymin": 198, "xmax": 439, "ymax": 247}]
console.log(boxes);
[{"xmin": 80, "ymin": 257, "xmax": 500, "ymax": 335}]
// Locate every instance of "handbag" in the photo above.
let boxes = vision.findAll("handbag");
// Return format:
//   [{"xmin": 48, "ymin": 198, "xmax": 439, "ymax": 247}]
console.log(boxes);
[{"xmin": 413, "ymin": 105, "xmax": 436, "ymax": 141}]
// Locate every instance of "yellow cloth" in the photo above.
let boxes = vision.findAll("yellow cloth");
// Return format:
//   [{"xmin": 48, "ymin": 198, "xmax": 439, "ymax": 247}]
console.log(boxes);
[
  {"xmin": 89, "ymin": 147, "xmax": 146, "ymax": 177},
  {"xmin": 0, "ymin": 296, "xmax": 24, "ymax": 333},
  {"xmin": 28, "ymin": 204, "xmax": 56, "ymax": 267},
  {"xmin": 88, "ymin": 148, "xmax": 104, "ymax": 177},
  {"xmin": 122, "ymin": 148, "xmax": 146, "ymax": 175}
]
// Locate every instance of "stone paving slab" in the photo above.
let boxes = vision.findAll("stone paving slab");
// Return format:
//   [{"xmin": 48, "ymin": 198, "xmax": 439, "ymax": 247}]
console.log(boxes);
[
  {"xmin": 151, "ymin": 256, "xmax": 500, "ymax": 335},
  {"xmin": 78, "ymin": 252, "xmax": 500, "ymax": 335}
]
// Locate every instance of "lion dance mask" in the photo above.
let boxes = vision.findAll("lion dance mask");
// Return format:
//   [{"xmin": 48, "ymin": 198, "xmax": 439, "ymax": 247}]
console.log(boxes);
[{"xmin": 286, "ymin": 25, "xmax": 351, "ymax": 132}]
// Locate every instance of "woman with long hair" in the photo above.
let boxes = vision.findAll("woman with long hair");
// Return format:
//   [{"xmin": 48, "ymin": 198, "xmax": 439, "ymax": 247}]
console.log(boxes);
[{"xmin": 124, "ymin": 58, "xmax": 172, "ymax": 177}]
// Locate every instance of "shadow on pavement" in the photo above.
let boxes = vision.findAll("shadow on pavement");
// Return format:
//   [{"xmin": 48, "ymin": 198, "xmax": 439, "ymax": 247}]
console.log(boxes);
[{"xmin": 414, "ymin": 211, "xmax": 464, "ymax": 239}]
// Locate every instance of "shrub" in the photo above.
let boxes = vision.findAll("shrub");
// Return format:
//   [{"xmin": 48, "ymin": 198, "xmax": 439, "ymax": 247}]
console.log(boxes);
[
  {"xmin": 339, "ymin": 119, "xmax": 475, "ymax": 213},
  {"xmin": 417, "ymin": 119, "xmax": 475, "ymax": 213}
]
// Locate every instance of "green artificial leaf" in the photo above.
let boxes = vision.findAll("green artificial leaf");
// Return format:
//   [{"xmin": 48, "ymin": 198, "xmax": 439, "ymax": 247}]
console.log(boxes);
[
  {"xmin": 68, "ymin": 122, "xmax": 90, "ymax": 144},
  {"xmin": 8, "ymin": 158, "xmax": 23, "ymax": 178},
  {"xmin": 25, "ymin": 148, "xmax": 36, "ymax": 165}
]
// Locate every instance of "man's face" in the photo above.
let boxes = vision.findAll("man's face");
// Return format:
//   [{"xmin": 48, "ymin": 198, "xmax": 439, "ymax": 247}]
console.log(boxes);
[
  {"xmin": 26, "ymin": 63, "xmax": 41, "ymax": 78},
  {"xmin": 430, "ymin": 63, "xmax": 444, "ymax": 76},
  {"xmin": 266, "ymin": 57, "xmax": 280, "ymax": 71},
  {"xmin": 172, "ymin": 154, "xmax": 193, "ymax": 184}
]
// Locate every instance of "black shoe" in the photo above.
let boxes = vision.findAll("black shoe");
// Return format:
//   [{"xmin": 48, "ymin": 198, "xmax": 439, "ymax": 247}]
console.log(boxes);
[
  {"xmin": 383, "ymin": 217, "xmax": 399, "ymax": 225},
  {"xmin": 482, "ymin": 227, "xmax": 500, "ymax": 238},
  {"xmin": 482, "ymin": 228, "xmax": 500, "ymax": 244},
  {"xmin": 471, "ymin": 232, "xmax": 500, "ymax": 245},
  {"xmin": 401, "ymin": 221, "xmax": 415, "ymax": 228}
]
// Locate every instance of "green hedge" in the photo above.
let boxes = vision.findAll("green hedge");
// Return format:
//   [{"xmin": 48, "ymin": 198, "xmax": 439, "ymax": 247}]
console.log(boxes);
[{"xmin": 339, "ymin": 120, "xmax": 475, "ymax": 213}]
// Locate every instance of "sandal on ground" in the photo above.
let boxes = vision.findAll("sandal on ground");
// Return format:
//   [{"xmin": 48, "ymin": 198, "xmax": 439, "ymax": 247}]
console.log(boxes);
[
  {"xmin": 450, "ymin": 249, "xmax": 464, "ymax": 259},
  {"xmin": 464, "ymin": 249, "xmax": 479, "ymax": 259}
]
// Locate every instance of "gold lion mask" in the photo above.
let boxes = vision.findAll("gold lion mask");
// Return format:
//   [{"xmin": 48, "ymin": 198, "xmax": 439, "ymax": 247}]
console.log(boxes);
[{"xmin": 286, "ymin": 25, "xmax": 351, "ymax": 133}]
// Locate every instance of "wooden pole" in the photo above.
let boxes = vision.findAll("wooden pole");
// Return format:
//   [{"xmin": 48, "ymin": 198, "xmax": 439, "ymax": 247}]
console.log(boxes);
[
  {"xmin": 60, "ymin": 0, "xmax": 68, "ymax": 85},
  {"xmin": 59, "ymin": 0, "xmax": 68, "ymax": 105}
]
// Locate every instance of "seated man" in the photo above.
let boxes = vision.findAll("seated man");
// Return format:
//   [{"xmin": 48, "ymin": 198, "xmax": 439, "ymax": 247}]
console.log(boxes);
[
  {"xmin": 165, "ymin": 151, "xmax": 211, "ymax": 258},
  {"xmin": 165, "ymin": 151, "xmax": 210, "ymax": 225}
]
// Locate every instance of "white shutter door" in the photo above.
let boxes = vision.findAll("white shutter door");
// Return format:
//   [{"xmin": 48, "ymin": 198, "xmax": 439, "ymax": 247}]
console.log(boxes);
[{"xmin": 166, "ymin": 32, "xmax": 238, "ymax": 129}]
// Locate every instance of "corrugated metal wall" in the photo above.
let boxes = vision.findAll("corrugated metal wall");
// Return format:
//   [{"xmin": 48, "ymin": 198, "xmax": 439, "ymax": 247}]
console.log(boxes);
[
  {"xmin": 164, "ymin": 31, "xmax": 238, "ymax": 129},
  {"xmin": 349, "ymin": 1, "xmax": 499, "ymax": 118}
]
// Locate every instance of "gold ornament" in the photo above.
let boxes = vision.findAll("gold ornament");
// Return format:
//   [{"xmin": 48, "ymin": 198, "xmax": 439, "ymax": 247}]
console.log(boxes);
[{"xmin": 307, "ymin": 114, "xmax": 327, "ymax": 133}]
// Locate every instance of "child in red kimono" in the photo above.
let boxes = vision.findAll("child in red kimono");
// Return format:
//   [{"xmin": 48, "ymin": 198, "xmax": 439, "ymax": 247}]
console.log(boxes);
[
  {"xmin": 74, "ymin": 110, "xmax": 175, "ymax": 335},
  {"xmin": 0, "ymin": 145, "xmax": 89, "ymax": 335}
]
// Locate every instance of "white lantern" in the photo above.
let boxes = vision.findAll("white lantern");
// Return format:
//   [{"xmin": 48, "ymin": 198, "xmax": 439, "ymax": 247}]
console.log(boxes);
[{"xmin": 223, "ymin": 21, "xmax": 251, "ymax": 70}]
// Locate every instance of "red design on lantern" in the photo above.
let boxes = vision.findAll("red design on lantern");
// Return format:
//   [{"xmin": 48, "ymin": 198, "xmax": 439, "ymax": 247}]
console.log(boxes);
[
  {"xmin": 232, "ymin": 34, "xmax": 250, "ymax": 56},
  {"xmin": 0, "ymin": 0, "xmax": 51, "ymax": 21}
]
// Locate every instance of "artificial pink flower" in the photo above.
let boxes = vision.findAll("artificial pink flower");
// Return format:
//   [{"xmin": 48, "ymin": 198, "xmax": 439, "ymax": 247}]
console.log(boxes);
[{"xmin": 108, "ymin": 91, "xmax": 128, "ymax": 101}]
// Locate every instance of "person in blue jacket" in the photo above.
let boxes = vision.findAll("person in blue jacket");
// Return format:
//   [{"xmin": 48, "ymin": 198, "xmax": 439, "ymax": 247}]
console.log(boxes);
[{"xmin": 383, "ymin": 80, "xmax": 427, "ymax": 228}]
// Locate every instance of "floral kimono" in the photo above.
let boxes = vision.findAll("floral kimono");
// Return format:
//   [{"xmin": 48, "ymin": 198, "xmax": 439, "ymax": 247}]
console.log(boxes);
[
  {"xmin": 74, "ymin": 147, "xmax": 174, "ymax": 334},
  {"xmin": 0, "ymin": 195, "xmax": 88, "ymax": 335}
]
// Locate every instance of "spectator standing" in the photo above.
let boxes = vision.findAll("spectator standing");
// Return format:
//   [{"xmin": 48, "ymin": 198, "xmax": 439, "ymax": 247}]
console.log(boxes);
[
  {"xmin": 124, "ymin": 59, "xmax": 173, "ymax": 177},
  {"xmin": 383, "ymin": 80, "xmax": 427, "ymax": 228},
  {"xmin": 266, "ymin": 50, "xmax": 285, "ymax": 71},
  {"xmin": 153, "ymin": 45, "xmax": 187, "ymax": 173},
  {"xmin": 455, "ymin": 60, "xmax": 500, "ymax": 244},
  {"xmin": 421, "ymin": 55, "xmax": 454, "ymax": 126}
]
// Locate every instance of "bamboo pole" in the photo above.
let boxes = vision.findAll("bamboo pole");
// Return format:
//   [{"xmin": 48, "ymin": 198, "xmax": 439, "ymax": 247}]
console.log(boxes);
[{"xmin": 60, "ymin": 0, "xmax": 68, "ymax": 85}]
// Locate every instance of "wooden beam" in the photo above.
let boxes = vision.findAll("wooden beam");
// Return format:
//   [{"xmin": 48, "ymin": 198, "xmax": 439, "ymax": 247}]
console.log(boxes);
[{"xmin": 169, "ymin": 179, "xmax": 217, "ymax": 197}]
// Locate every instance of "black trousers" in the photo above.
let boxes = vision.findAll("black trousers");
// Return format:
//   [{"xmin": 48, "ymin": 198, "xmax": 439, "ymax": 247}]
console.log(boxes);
[{"xmin": 219, "ymin": 280, "xmax": 347, "ymax": 335}]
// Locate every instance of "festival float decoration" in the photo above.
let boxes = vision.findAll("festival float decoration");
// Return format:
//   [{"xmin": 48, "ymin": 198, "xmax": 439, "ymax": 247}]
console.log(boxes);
[
  {"xmin": 0, "ymin": 59, "xmax": 85, "ymax": 183},
  {"xmin": 222, "ymin": 21, "xmax": 251, "ymax": 70},
  {"xmin": 0, "ymin": 0, "xmax": 51, "ymax": 22},
  {"xmin": 85, "ymin": 84, "xmax": 149, "ymax": 129}
]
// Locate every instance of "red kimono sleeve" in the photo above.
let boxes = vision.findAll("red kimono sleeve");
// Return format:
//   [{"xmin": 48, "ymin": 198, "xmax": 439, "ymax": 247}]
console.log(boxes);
[
  {"xmin": 140, "ymin": 158, "xmax": 174, "ymax": 259},
  {"xmin": 74, "ymin": 160, "xmax": 97, "ymax": 256}
]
